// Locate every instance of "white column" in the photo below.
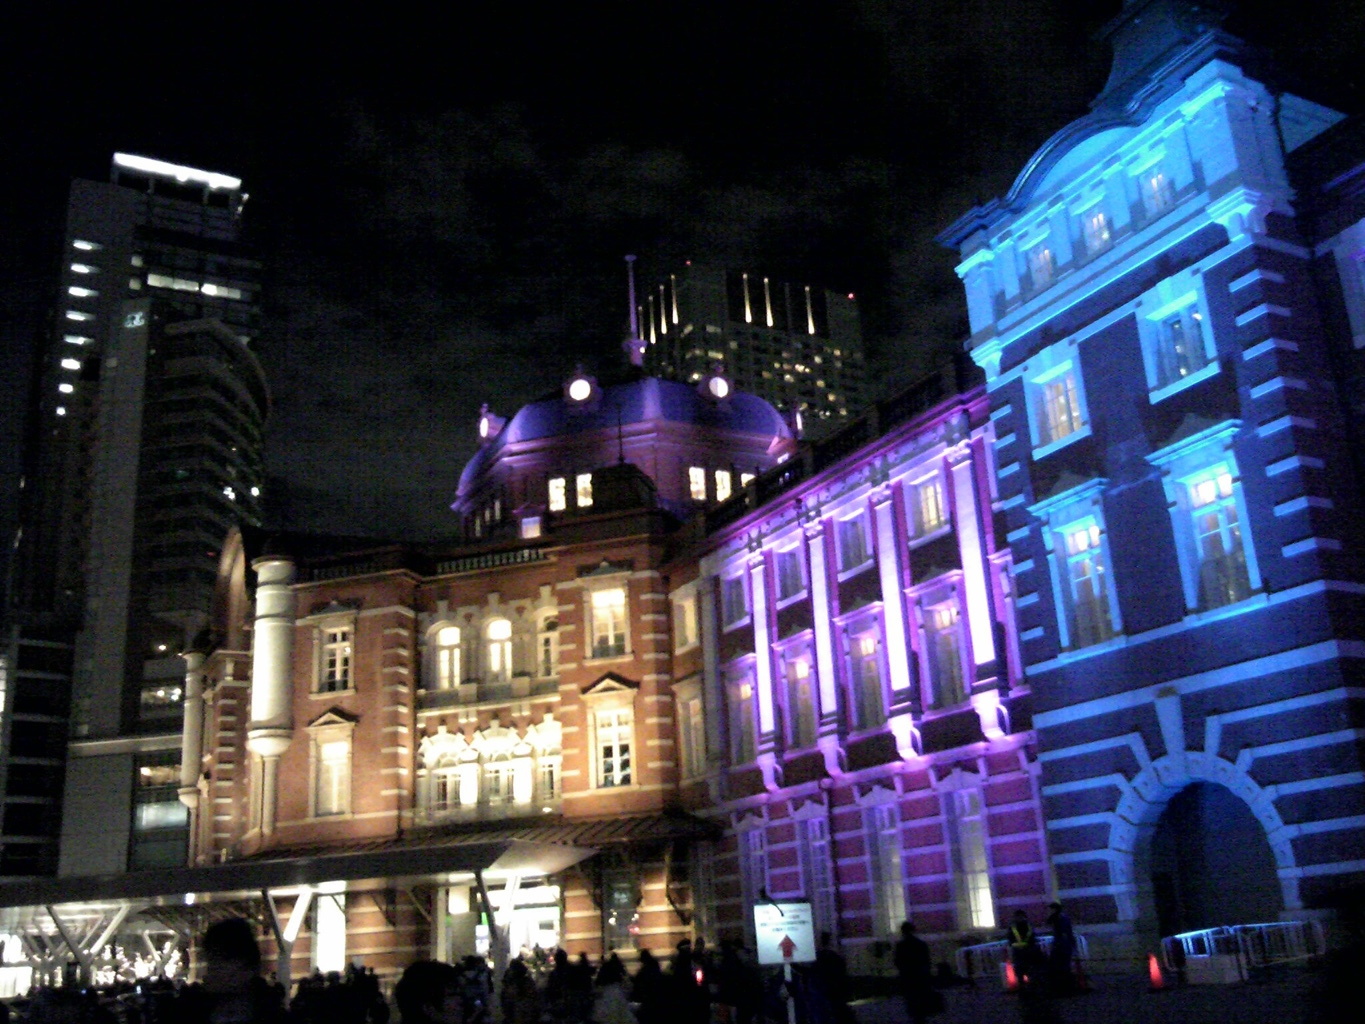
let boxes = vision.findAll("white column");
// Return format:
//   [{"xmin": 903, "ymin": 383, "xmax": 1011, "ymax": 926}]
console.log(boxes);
[
  {"xmin": 806, "ymin": 522, "xmax": 843, "ymax": 777},
  {"xmin": 178, "ymin": 651, "xmax": 206, "ymax": 808},
  {"xmin": 872, "ymin": 488, "xmax": 913, "ymax": 696},
  {"xmin": 749, "ymin": 557, "xmax": 780, "ymax": 791},
  {"xmin": 950, "ymin": 445, "xmax": 997, "ymax": 672},
  {"xmin": 247, "ymin": 554, "xmax": 297, "ymax": 836}
]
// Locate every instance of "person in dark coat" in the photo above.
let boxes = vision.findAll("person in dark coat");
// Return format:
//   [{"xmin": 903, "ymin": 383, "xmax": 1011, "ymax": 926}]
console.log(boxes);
[
  {"xmin": 893, "ymin": 921, "xmax": 933, "ymax": 1024},
  {"xmin": 630, "ymin": 950, "xmax": 668, "ymax": 1024},
  {"xmin": 173, "ymin": 917, "xmax": 286, "ymax": 1024},
  {"xmin": 668, "ymin": 940, "xmax": 709, "ymax": 1024},
  {"xmin": 814, "ymin": 933, "xmax": 854, "ymax": 1024},
  {"xmin": 1045, "ymin": 902, "xmax": 1076, "ymax": 994},
  {"xmin": 394, "ymin": 961, "xmax": 467, "ymax": 1024}
]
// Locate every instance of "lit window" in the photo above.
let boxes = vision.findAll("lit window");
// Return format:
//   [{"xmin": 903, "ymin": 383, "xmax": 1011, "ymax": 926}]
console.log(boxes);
[
  {"xmin": 785, "ymin": 656, "xmax": 817, "ymax": 748},
  {"xmin": 129, "ymin": 278, "xmax": 142, "ymax": 290},
  {"xmin": 689, "ymin": 466, "xmax": 707, "ymax": 501},
  {"xmin": 433, "ymin": 625, "xmax": 461, "ymax": 690},
  {"xmin": 673, "ymin": 593, "xmax": 697, "ymax": 650},
  {"xmin": 1063, "ymin": 520, "xmax": 1115, "ymax": 647},
  {"xmin": 866, "ymin": 804, "xmax": 906, "ymax": 939},
  {"xmin": 850, "ymin": 632, "xmax": 884, "ymax": 730},
  {"xmin": 72, "ymin": 240, "xmax": 100, "ymax": 251},
  {"xmin": 55, "ymin": 407, "xmax": 66, "ymax": 416},
  {"xmin": 1190, "ymin": 468, "xmax": 1251, "ymax": 609},
  {"xmin": 315, "ymin": 739, "xmax": 351, "ymax": 816},
  {"xmin": 721, "ymin": 574, "xmax": 748, "ymax": 627},
  {"xmin": 911, "ymin": 476, "xmax": 947, "ymax": 536},
  {"xmin": 548, "ymin": 477, "xmax": 567, "ymax": 512},
  {"xmin": 741, "ymin": 472, "xmax": 756, "ymax": 487},
  {"xmin": 1081, "ymin": 207, "xmax": 1112, "ymax": 255},
  {"xmin": 1026, "ymin": 241, "xmax": 1055, "ymax": 291},
  {"xmin": 484, "ymin": 759, "xmax": 515, "ymax": 806},
  {"xmin": 521, "ymin": 516, "xmax": 542, "ymax": 539},
  {"xmin": 318, "ymin": 627, "xmax": 352, "ymax": 692},
  {"xmin": 65, "ymin": 311, "xmax": 93, "ymax": 322},
  {"xmin": 677, "ymin": 684, "xmax": 706, "ymax": 778},
  {"xmin": 201, "ymin": 282, "xmax": 243, "ymax": 299},
  {"xmin": 69, "ymin": 263, "xmax": 96, "ymax": 275},
  {"xmin": 715, "ymin": 469, "xmax": 733, "ymax": 502},
  {"xmin": 947, "ymin": 789, "xmax": 996, "ymax": 929},
  {"xmin": 130, "ymin": 254, "xmax": 144, "ymax": 267},
  {"xmin": 486, "ymin": 618, "xmax": 513, "ymax": 681},
  {"xmin": 58, "ymin": 383, "xmax": 74, "ymax": 394},
  {"xmin": 730, "ymin": 676, "xmax": 756, "ymax": 763},
  {"xmin": 1034, "ymin": 369, "xmax": 1084, "ymax": 448},
  {"xmin": 775, "ymin": 548, "xmax": 804, "ymax": 601},
  {"xmin": 1139, "ymin": 165, "xmax": 1175, "ymax": 218},
  {"xmin": 924, "ymin": 601, "xmax": 965, "ymax": 708},
  {"xmin": 535, "ymin": 616, "xmax": 559, "ymax": 677},
  {"xmin": 63, "ymin": 334, "xmax": 91, "ymax": 345},
  {"xmin": 837, "ymin": 514, "xmax": 870, "ymax": 572},
  {"xmin": 60, "ymin": 357, "xmax": 81, "ymax": 371},
  {"xmin": 1154, "ymin": 305, "xmax": 1208, "ymax": 387},
  {"xmin": 597, "ymin": 708, "xmax": 633, "ymax": 787},
  {"xmin": 576, "ymin": 473, "xmax": 593, "ymax": 508},
  {"xmin": 590, "ymin": 588, "xmax": 627, "ymax": 659},
  {"xmin": 67, "ymin": 286, "xmax": 97, "ymax": 298}
]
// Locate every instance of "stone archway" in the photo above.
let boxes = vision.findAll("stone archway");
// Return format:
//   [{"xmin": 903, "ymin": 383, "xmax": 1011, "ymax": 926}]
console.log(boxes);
[{"xmin": 1109, "ymin": 753, "xmax": 1297, "ymax": 936}]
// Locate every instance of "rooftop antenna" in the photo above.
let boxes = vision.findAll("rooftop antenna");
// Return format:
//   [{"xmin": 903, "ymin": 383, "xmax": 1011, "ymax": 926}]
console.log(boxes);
[{"xmin": 622, "ymin": 255, "xmax": 646, "ymax": 368}]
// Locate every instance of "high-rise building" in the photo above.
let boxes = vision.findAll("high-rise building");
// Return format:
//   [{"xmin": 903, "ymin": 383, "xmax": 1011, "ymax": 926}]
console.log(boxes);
[
  {"xmin": 2, "ymin": 155, "xmax": 267, "ymax": 877},
  {"xmin": 640, "ymin": 264, "xmax": 867, "ymax": 437}
]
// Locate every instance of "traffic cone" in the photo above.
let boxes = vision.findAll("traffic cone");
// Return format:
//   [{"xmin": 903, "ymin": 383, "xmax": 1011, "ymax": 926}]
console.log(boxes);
[
  {"xmin": 1148, "ymin": 953, "xmax": 1166, "ymax": 991},
  {"xmin": 1003, "ymin": 961, "xmax": 1019, "ymax": 992}
]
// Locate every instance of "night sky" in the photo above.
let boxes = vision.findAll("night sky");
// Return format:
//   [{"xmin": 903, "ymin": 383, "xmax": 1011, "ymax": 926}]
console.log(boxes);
[{"xmin": 1, "ymin": 1, "xmax": 1362, "ymax": 545}]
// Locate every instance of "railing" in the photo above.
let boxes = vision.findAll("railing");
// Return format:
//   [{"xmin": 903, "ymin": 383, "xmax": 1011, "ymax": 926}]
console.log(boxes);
[
  {"xmin": 419, "ymin": 677, "xmax": 559, "ymax": 709},
  {"xmin": 955, "ymin": 934, "xmax": 1090, "ymax": 981},
  {"xmin": 1161, "ymin": 921, "xmax": 1326, "ymax": 974},
  {"xmin": 436, "ymin": 546, "xmax": 548, "ymax": 575}
]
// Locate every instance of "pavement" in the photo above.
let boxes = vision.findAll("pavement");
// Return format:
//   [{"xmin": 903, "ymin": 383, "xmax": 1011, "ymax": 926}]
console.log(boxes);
[{"xmin": 847, "ymin": 969, "xmax": 1331, "ymax": 1024}]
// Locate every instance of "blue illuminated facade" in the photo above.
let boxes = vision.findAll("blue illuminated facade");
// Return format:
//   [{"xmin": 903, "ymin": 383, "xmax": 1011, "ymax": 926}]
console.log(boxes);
[{"xmin": 941, "ymin": 0, "xmax": 1365, "ymax": 960}]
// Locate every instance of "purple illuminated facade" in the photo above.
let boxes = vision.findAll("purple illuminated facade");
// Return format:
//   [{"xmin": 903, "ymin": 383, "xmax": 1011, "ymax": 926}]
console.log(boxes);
[{"xmin": 669, "ymin": 364, "xmax": 1049, "ymax": 972}]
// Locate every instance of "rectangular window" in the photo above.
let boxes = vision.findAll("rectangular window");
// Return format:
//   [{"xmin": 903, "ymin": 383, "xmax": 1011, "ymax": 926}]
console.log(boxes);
[
  {"xmin": 785, "ymin": 657, "xmax": 817, "ymax": 748},
  {"xmin": 721, "ymin": 575, "xmax": 748, "ymax": 627},
  {"xmin": 434, "ymin": 625, "xmax": 461, "ymax": 689},
  {"xmin": 1153, "ymin": 305, "xmax": 1209, "ymax": 389},
  {"xmin": 851, "ymin": 633, "xmax": 884, "ymax": 730},
  {"xmin": 538, "ymin": 758, "xmax": 561, "ymax": 803},
  {"xmin": 1081, "ymin": 206, "xmax": 1112, "ymax": 255},
  {"xmin": 715, "ymin": 469, "xmax": 733, "ymax": 502},
  {"xmin": 741, "ymin": 830, "xmax": 768, "ymax": 939},
  {"xmin": 432, "ymin": 769, "xmax": 458, "ymax": 813},
  {"xmin": 576, "ymin": 473, "xmax": 594, "ymax": 508},
  {"xmin": 316, "ymin": 740, "xmax": 350, "ymax": 816},
  {"xmin": 740, "ymin": 472, "xmax": 756, "ymax": 487},
  {"xmin": 838, "ymin": 515, "xmax": 870, "ymax": 572},
  {"xmin": 597, "ymin": 708, "xmax": 633, "ymax": 787},
  {"xmin": 802, "ymin": 819, "xmax": 837, "ymax": 939},
  {"xmin": 775, "ymin": 548, "xmax": 804, "ymax": 601},
  {"xmin": 538, "ymin": 621, "xmax": 558, "ymax": 677},
  {"xmin": 731, "ymin": 678, "xmax": 757, "ymax": 763},
  {"xmin": 1026, "ymin": 242, "xmax": 1055, "ymax": 291},
  {"xmin": 948, "ymin": 790, "xmax": 996, "ymax": 930},
  {"xmin": 1139, "ymin": 165, "xmax": 1175, "ymax": 218},
  {"xmin": 1063, "ymin": 521, "xmax": 1114, "ymax": 646},
  {"xmin": 867, "ymin": 805, "xmax": 906, "ymax": 940},
  {"xmin": 673, "ymin": 594, "xmax": 697, "ymax": 650},
  {"xmin": 677, "ymin": 690, "xmax": 706, "ymax": 778},
  {"xmin": 548, "ymin": 477, "xmax": 567, "ymax": 512},
  {"xmin": 590, "ymin": 587, "xmax": 627, "ymax": 658},
  {"xmin": 1190, "ymin": 469, "xmax": 1251, "ymax": 608},
  {"xmin": 319, "ymin": 627, "xmax": 352, "ymax": 692},
  {"xmin": 689, "ymin": 466, "xmax": 707, "ymax": 502},
  {"xmin": 912, "ymin": 476, "xmax": 947, "ymax": 536},
  {"xmin": 484, "ymin": 762, "xmax": 515, "ymax": 805},
  {"xmin": 1037, "ymin": 371, "xmax": 1082, "ymax": 448},
  {"xmin": 925, "ymin": 602, "xmax": 966, "ymax": 708}
]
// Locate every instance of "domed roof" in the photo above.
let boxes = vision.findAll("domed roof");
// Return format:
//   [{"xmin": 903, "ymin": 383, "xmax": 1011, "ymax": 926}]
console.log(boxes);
[{"xmin": 457, "ymin": 376, "xmax": 791, "ymax": 496}]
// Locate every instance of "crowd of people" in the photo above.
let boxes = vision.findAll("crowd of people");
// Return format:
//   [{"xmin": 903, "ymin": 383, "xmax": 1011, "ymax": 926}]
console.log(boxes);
[{"xmin": 6, "ymin": 903, "xmax": 1083, "ymax": 1024}]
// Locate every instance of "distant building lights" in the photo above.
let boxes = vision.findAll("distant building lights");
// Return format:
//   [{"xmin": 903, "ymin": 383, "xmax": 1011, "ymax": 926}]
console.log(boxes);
[
  {"xmin": 68, "ymin": 286, "xmax": 97, "ymax": 298},
  {"xmin": 55, "ymin": 406, "xmax": 67, "ymax": 416},
  {"xmin": 72, "ymin": 240, "xmax": 99, "ymax": 251},
  {"xmin": 58, "ymin": 383, "xmax": 74, "ymax": 394},
  {"xmin": 848, "ymin": 293, "xmax": 856, "ymax": 300},
  {"xmin": 113, "ymin": 153, "xmax": 241, "ymax": 191},
  {"xmin": 63, "ymin": 335, "xmax": 90, "ymax": 346},
  {"xmin": 60, "ymin": 358, "xmax": 81, "ymax": 370},
  {"xmin": 568, "ymin": 378, "xmax": 592, "ymax": 402},
  {"xmin": 223, "ymin": 486, "xmax": 236, "ymax": 500},
  {"xmin": 65, "ymin": 311, "xmax": 93, "ymax": 322},
  {"xmin": 250, "ymin": 486, "xmax": 261, "ymax": 497},
  {"xmin": 70, "ymin": 263, "xmax": 95, "ymax": 274}
]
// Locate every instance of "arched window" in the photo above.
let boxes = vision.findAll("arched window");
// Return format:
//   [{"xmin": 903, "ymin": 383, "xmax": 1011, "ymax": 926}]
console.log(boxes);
[
  {"xmin": 486, "ymin": 619, "xmax": 512, "ymax": 682},
  {"xmin": 433, "ymin": 625, "xmax": 461, "ymax": 690}
]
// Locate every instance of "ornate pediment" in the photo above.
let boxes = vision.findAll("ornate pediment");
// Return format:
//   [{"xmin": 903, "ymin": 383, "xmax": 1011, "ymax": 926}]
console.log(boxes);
[
  {"xmin": 307, "ymin": 708, "xmax": 359, "ymax": 730},
  {"xmin": 581, "ymin": 672, "xmax": 638, "ymax": 696}
]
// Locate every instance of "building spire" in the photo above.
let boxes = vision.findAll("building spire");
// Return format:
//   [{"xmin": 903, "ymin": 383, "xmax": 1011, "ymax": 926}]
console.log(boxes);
[{"xmin": 623, "ymin": 255, "xmax": 646, "ymax": 368}]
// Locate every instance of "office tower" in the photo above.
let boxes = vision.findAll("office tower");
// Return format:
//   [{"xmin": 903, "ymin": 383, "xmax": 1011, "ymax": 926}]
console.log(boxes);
[
  {"xmin": 1, "ymin": 155, "xmax": 267, "ymax": 877},
  {"xmin": 640, "ymin": 264, "xmax": 867, "ymax": 437}
]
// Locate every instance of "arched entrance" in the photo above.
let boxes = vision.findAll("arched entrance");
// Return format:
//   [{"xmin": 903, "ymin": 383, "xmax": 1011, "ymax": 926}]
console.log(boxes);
[{"xmin": 1148, "ymin": 782, "xmax": 1282, "ymax": 935}]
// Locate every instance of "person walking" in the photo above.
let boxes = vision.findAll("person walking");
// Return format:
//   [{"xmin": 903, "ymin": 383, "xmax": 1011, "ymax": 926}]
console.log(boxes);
[
  {"xmin": 893, "ymin": 921, "xmax": 933, "ymax": 1024},
  {"xmin": 1045, "ymin": 902, "xmax": 1076, "ymax": 994},
  {"xmin": 590, "ymin": 954, "xmax": 636, "ymax": 1024}
]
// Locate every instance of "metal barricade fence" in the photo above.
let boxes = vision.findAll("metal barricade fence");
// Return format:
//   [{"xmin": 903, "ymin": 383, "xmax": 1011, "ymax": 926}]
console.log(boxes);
[
  {"xmin": 1161, "ymin": 920, "xmax": 1326, "ymax": 974},
  {"xmin": 954, "ymin": 934, "xmax": 1089, "ymax": 981}
]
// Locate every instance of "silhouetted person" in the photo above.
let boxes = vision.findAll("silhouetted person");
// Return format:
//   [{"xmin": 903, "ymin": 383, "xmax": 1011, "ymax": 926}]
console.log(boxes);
[
  {"xmin": 894, "ymin": 921, "xmax": 932, "ymax": 1024},
  {"xmin": 814, "ymin": 932, "xmax": 853, "ymax": 1024},
  {"xmin": 500, "ymin": 960, "xmax": 541, "ymax": 1024},
  {"xmin": 394, "ymin": 960, "xmax": 466, "ymax": 1024},
  {"xmin": 175, "ymin": 917, "xmax": 284, "ymax": 1024},
  {"xmin": 631, "ymin": 949, "xmax": 668, "ymax": 1023},
  {"xmin": 1045, "ymin": 902, "xmax": 1075, "ymax": 994}
]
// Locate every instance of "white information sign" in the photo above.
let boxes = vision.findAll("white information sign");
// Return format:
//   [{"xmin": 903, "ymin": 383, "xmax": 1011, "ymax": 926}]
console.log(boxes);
[{"xmin": 753, "ymin": 901, "xmax": 816, "ymax": 965}]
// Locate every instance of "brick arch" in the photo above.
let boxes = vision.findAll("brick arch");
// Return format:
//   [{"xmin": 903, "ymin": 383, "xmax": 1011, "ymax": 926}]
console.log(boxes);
[{"xmin": 1108, "ymin": 752, "xmax": 1298, "ymax": 924}]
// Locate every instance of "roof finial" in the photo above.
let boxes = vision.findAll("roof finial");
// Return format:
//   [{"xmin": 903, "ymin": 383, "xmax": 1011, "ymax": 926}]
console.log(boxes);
[{"xmin": 623, "ymin": 255, "xmax": 646, "ymax": 368}]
